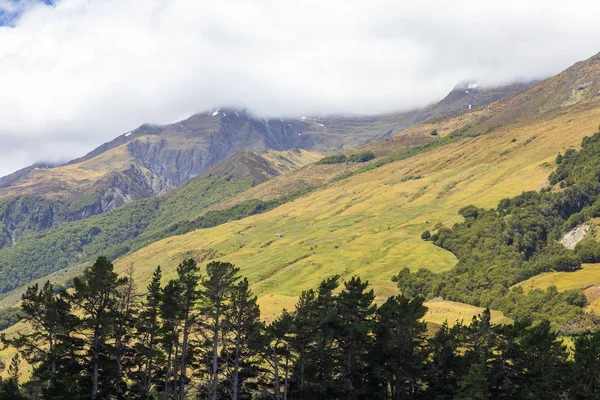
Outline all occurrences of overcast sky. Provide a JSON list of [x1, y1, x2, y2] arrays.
[[0, 0, 600, 176]]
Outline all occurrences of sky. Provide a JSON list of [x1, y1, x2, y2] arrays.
[[1, 0, 600, 176]]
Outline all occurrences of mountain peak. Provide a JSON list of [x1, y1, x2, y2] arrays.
[[453, 80, 481, 91]]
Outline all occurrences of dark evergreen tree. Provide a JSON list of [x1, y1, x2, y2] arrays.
[[222, 277, 262, 400], [0, 376, 26, 400], [500, 320, 569, 399], [159, 279, 182, 400], [200, 261, 240, 400], [373, 295, 428, 400], [424, 322, 462, 400], [2, 280, 82, 398], [456, 309, 496, 400], [262, 310, 294, 400], [114, 264, 140, 398], [290, 276, 339, 400], [176, 258, 202, 400], [572, 331, 600, 399], [69, 256, 128, 399], [131, 266, 163, 399], [334, 276, 376, 400]]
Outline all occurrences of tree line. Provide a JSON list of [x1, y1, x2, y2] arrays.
[[0, 256, 599, 399]]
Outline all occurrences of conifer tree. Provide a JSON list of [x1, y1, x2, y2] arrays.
[[456, 309, 495, 400], [334, 276, 376, 400], [500, 319, 568, 399], [424, 322, 462, 400], [133, 266, 163, 399], [572, 331, 600, 399], [263, 310, 294, 400], [222, 277, 262, 400], [373, 295, 428, 399], [200, 261, 240, 400], [2, 280, 81, 397], [160, 279, 182, 399], [69, 256, 128, 399], [290, 276, 339, 400], [176, 258, 202, 400], [114, 264, 139, 398]]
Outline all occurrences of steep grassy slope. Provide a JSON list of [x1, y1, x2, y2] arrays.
[[113, 103, 600, 318]]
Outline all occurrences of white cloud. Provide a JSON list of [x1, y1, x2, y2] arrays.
[[0, 0, 600, 176]]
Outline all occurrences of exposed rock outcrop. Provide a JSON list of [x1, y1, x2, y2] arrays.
[[560, 223, 590, 250]]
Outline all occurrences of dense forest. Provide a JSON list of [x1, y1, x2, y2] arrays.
[[405, 129, 600, 330], [0, 256, 599, 399]]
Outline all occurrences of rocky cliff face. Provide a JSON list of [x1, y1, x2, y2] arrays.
[[125, 112, 322, 190], [0, 196, 61, 248]]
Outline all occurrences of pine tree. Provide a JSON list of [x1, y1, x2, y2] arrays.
[[425, 322, 462, 400], [222, 277, 262, 400], [200, 261, 240, 400], [176, 258, 202, 400], [373, 295, 428, 399], [0, 371, 25, 400], [456, 309, 495, 400], [133, 266, 163, 399], [160, 279, 182, 399], [334, 276, 376, 400], [263, 310, 294, 400], [2, 280, 81, 397], [69, 256, 128, 399], [290, 276, 339, 400], [114, 264, 140, 398], [573, 331, 600, 399], [502, 320, 568, 399]]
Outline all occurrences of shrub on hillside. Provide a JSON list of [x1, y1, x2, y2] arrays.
[[317, 154, 348, 165], [347, 151, 376, 163]]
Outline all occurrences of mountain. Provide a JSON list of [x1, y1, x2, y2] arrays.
[[415, 80, 536, 121], [398, 52, 600, 141], [0, 82, 532, 250]]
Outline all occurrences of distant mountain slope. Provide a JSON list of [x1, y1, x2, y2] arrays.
[[0, 73, 539, 298], [0, 81, 532, 248]]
